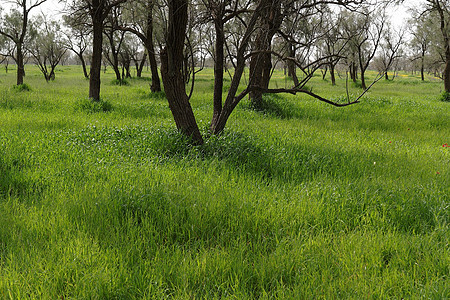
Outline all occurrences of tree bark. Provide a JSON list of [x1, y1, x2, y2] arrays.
[[160, 0, 203, 144], [210, 19, 224, 131], [16, 43, 24, 85], [77, 53, 90, 79], [249, 0, 282, 108], [89, 0, 104, 101], [330, 64, 336, 86], [444, 59, 450, 92], [360, 68, 367, 90], [287, 44, 299, 86], [136, 52, 146, 77], [145, 4, 161, 92]]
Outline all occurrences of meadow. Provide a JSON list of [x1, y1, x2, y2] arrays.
[[0, 65, 448, 299]]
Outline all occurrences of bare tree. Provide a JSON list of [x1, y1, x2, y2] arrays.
[[342, 7, 386, 89], [63, 14, 91, 79], [28, 15, 68, 82], [0, 0, 48, 85], [119, 0, 161, 92], [64, 0, 128, 101], [424, 0, 450, 92], [375, 22, 404, 80]]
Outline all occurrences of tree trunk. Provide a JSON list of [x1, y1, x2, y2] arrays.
[[421, 56, 425, 81], [330, 64, 336, 86], [145, 5, 161, 92], [322, 67, 328, 80], [89, 2, 104, 101], [360, 68, 367, 90], [210, 20, 224, 131], [444, 59, 450, 92], [78, 53, 89, 79], [160, 0, 202, 144], [137, 52, 146, 77], [16, 43, 24, 85], [287, 45, 299, 86], [249, 0, 282, 108]]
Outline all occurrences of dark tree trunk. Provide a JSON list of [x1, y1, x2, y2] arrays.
[[385, 71, 389, 80], [160, 0, 203, 144], [210, 20, 224, 131], [136, 52, 146, 77], [421, 56, 425, 81], [287, 43, 298, 86], [16, 43, 25, 85], [349, 62, 357, 83], [322, 67, 328, 80], [210, 3, 263, 135], [89, 1, 104, 101], [330, 64, 336, 86], [360, 68, 367, 90], [249, 0, 282, 108], [444, 59, 450, 92], [145, 5, 161, 92], [78, 53, 89, 79]]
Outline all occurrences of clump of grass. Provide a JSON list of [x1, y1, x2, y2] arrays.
[[351, 81, 363, 89], [12, 83, 31, 92], [74, 98, 113, 113], [111, 79, 130, 86], [438, 91, 450, 102]]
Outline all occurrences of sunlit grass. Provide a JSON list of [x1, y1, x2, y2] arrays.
[[0, 65, 448, 298]]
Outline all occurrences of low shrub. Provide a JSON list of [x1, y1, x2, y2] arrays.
[[74, 98, 113, 113], [438, 91, 450, 102], [111, 79, 130, 86], [12, 83, 31, 92]]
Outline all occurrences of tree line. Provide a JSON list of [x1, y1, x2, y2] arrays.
[[1, 0, 449, 143]]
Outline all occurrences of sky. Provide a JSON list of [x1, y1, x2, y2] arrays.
[[2, 0, 426, 28]]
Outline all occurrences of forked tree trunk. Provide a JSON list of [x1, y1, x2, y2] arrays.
[[78, 53, 89, 79], [136, 52, 146, 77], [160, 0, 203, 144], [249, 0, 282, 108]]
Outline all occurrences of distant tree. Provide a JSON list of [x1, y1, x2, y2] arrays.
[[409, 13, 433, 81], [64, 0, 128, 101], [103, 6, 126, 82], [342, 7, 386, 89], [424, 0, 450, 92], [375, 22, 404, 80], [119, 0, 161, 91], [63, 14, 91, 79], [318, 7, 347, 85], [0, 0, 48, 85], [28, 15, 68, 82]]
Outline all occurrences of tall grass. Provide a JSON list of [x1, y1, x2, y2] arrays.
[[0, 66, 448, 298]]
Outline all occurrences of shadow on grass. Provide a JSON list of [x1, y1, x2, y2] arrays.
[[245, 94, 303, 119]]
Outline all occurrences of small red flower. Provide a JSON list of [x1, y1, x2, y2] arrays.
[[443, 143, 449, 148], [389, 141, 392, 143], [436, 171, 440, 175]]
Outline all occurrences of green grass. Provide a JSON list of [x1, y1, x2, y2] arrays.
[[0, 65, 449, 299]]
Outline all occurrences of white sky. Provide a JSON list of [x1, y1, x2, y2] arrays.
[[2, 0, 427, 28]]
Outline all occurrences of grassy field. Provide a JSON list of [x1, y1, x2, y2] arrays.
[[0, 65, 448, 299]]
